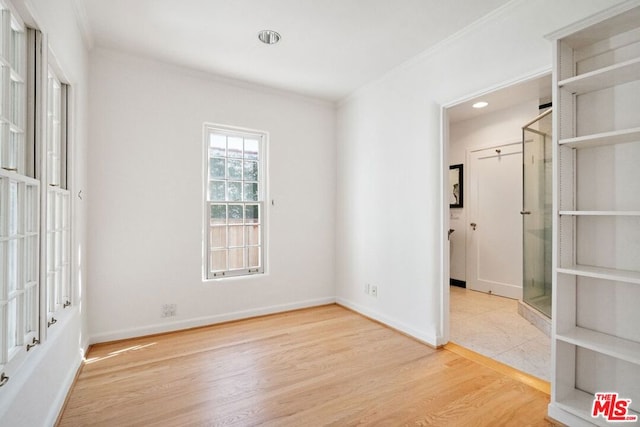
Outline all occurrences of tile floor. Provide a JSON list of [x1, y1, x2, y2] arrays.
[[449, 286, 551, 381]]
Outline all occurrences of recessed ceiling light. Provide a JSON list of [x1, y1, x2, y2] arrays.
[[472, 101, 489, 109], [258, 30, 281, 45]]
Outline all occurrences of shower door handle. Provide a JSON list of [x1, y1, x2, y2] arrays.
[[470, 223, 477, 230], [520, 211, 531, 215]]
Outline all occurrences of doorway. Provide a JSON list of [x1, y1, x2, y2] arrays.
[[443, 72, 552, 380]]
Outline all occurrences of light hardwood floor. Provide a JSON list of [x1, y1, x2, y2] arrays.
[[58, 305, 555, 426]]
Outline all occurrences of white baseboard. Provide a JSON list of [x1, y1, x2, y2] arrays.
[[47, 349, 84, 426], [88, 297, 336, 344], [336, 297, 438, 348]]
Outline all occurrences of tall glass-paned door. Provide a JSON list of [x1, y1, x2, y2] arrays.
[[522, 109, 552, 318]]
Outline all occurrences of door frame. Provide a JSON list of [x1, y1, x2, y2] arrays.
[[438, 68, 550, 345]]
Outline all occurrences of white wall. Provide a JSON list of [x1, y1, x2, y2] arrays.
[[449, 100, 539, 282], [87, 49, 336, 342], [335, 0, 624, 346], [0, 0, 89, 426]]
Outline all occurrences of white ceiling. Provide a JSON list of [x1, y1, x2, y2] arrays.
[[81, 0, 512, 101], [448, 74, 552, 123]]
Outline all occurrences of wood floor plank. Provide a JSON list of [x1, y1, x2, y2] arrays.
[[58, 305, 553, 426]]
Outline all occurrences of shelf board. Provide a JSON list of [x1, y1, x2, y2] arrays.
[[556, 388, 640, 427], [559, 210, 640, 216], [557, 327, 640, 365], [558, 264, 640, 285], [558, 57, 640, 94], [559, 127, 640, 148]]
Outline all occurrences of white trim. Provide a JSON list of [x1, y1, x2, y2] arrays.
[[47, 46, 74, 89], [439, 106, 450, 346], [336, 297, 439, 347], [12, 1, 40, 30], [441, 66, 551, 109], [46, 352, 82, 427], [94, 47, 335, 108], [338, 0, 527, 107], [545, 0, 640, 41], [88, 297, 336, 345]]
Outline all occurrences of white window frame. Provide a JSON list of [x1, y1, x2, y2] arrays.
[[0, 3, 75, 386], [44, 64, 71, 323], [203, 124, 267, 280], [0, 4, 39, 382]]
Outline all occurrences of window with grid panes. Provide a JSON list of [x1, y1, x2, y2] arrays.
[[0, 8, 40, 380], [205, 125, 265, 279], [45, 67, 70, 322]]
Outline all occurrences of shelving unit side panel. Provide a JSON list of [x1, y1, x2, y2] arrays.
[[557, 212, 575, 272], [557, 146, 575, 212], [557, 40, 577, 82], [553, 340, 578, 402], [555, 274, 577, 335]]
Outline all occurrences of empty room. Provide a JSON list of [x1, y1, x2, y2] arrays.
[[1, 0, 638, 426]]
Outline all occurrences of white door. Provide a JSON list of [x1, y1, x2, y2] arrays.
[[466, 143, 522, 299]]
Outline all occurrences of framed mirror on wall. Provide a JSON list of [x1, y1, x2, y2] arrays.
[[449, 164, 463, 208]]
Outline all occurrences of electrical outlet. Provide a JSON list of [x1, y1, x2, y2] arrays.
[[371, 285, 378, 297], [364, 283, 370, 294], [161, 304, 177, 318]]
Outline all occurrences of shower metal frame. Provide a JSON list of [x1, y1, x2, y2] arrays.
[[521, 107, 553, 318]]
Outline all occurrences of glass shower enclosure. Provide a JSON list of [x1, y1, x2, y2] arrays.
[[521, 108, 552, 318]]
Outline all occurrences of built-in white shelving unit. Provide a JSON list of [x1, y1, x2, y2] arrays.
[[548, 2, 640, 426]]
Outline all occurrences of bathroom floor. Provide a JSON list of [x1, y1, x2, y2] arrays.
[[449, 286, 551, 381]]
